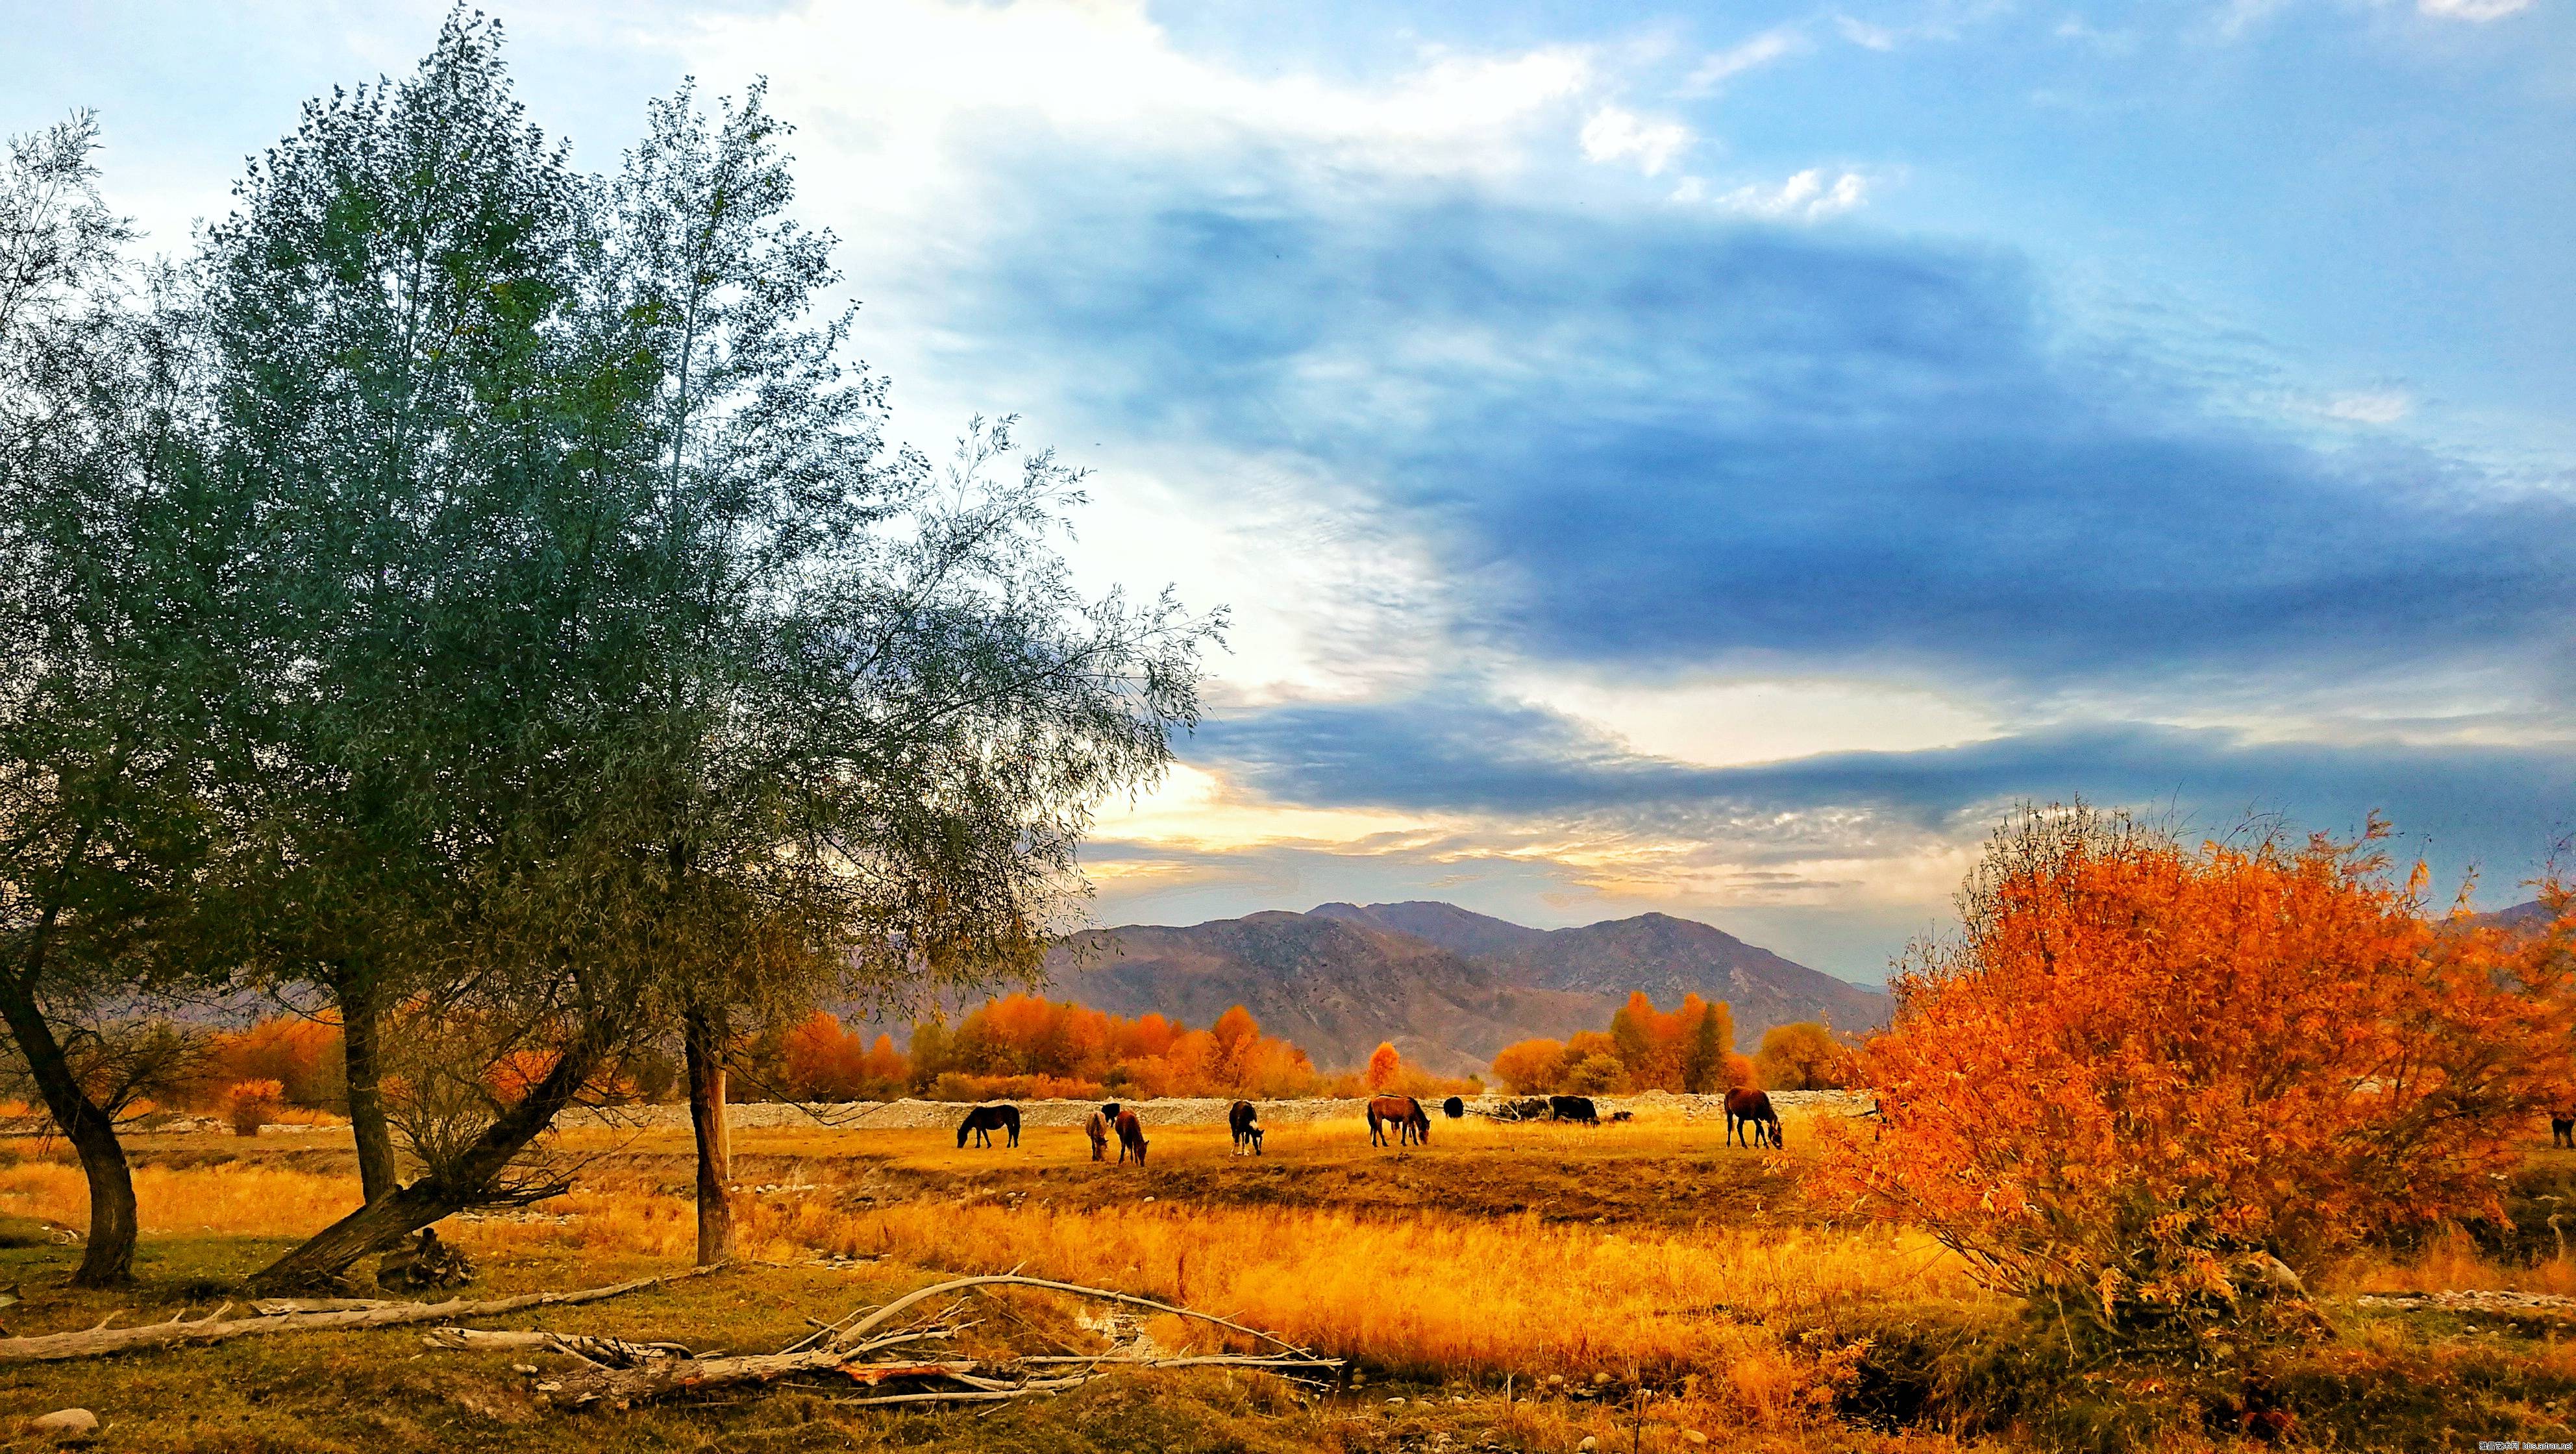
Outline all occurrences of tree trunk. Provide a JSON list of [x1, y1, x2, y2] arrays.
[[0, 973, 136, 1287], [247, 1015, 619, 1294], [332, 959, 399, 1205], [684, 1002, 735, 1265]]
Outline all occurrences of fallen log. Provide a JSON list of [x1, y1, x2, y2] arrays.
[[543, 1351, 978, 1409], [421, 1327, 697, 1366], [0, 1266, 717, 1364], [833, 1274, 1311, 1357]]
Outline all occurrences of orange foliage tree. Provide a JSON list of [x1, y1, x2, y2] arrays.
[[1820, 804, 2576, 1353], [778, 1013, 910, 1102], [201, 1015, 346, 1109], [1365, 1042, 1402, 1092], [1490, 1039, 1567, 1094], [1753, 1022, 1848, 1090]]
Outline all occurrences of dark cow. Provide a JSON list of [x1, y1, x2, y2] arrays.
[[1548, 1095, 1599, 1126], [1441, 1096, 1465, 1119], [957, 1103, 1021, 1149], [1115, 1109, 1148, 1165], [1229, 1100, 1265, 1155], [1367, 1094, 1430, 1147], [1725, 1088, 1781, 1149], [1085, 1109, 1110, 1161], [2555, 1109, 2575, 1150]]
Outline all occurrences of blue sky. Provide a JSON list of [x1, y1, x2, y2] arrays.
[[8, 0, 2571, 980]]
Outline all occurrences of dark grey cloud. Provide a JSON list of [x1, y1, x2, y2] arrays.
[[931, 159, 2576, 691], [1191, 691, 2576, 878]]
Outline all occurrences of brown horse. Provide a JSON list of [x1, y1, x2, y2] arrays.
[[1085, 1110, 1109, 1161], [1367, 1094, 1429, 1147], [1724, 1088, 1780, 1149], [1228, 1100, 1264, 1155], [1115, 1109, 1148, 1165]]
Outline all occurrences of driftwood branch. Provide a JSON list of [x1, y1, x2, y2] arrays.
[[428, 1271, 1343, 1412], [0, 1266, 717, 1364], [834, 1274, 1310, 1357]]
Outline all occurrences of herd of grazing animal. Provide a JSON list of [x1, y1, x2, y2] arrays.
[[956, 1087, 1790, 1162]]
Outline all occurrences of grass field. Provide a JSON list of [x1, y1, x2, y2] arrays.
[[0, 1105, 2568, 1451]]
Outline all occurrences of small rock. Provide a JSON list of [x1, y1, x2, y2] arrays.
[[512, 1362, 539, 1375], [29, 1409, 97, 1442], [1450, 1395, 1467, 1405], [1685, 1433, 1709, 1448], [1546, 1373, 1566, 1386], [1142, 1196, 1157, 1203], [1579, 1439, 1598, 1453], [1387, 1396, 1406, 1405], [1592, 1371, 1612, 1385]]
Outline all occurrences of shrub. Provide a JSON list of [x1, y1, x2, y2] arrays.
[[1820, 803, 2575, 1358], [223, 1079, 285, 1137]]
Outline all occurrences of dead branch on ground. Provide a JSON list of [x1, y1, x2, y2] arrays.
[[423, 1271, 1341, 1411], [0, 1266, 717, 1364]]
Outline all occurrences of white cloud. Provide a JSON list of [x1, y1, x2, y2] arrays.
[[2319, 389, 2414, 425], [2419, 0, 2534, 18], [1682, 167, 1872, 220], [1833, 14, 1901, 50], [1504, 673, 2005, 769], [1684, 27, 1809, 90], [1579, 105, 1692, 175]]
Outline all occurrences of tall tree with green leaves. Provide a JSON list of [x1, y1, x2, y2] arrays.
[[196, 12, 598, 1209], [591, 79, 1220, 1263], [0, 112, 250, 1285]]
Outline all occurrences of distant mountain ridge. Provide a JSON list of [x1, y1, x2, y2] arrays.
[[1050, 900, 1888, 1078]]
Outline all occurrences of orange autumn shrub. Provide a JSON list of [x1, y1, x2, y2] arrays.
[[223, 1079, 285, 1137], [1365, 1041, 1402, 1091], [1821, 803, 2576, 1355], [1487, 996, 1736, 1092]]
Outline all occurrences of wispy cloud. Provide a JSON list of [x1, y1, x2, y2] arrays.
[[1684, 27, 1810, 90], [2419, 0, 2535, 19], [1680, 167, 1871, 219]]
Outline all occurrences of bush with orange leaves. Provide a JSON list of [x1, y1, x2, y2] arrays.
[[222, 1079, 286, 1137], [1820, 804, 2576, 1357]]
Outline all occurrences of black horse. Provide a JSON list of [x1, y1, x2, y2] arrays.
[[1548, 1094, 1599, 1126], [1228, 1099, 1264, 1155], [957, 1103, 1021, 1149]]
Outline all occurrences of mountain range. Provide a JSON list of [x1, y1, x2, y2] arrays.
[[1047, 901, 1890, 1078]]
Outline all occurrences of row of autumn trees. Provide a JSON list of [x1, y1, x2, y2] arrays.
[[1487, 993, 1850, 1096], [778, 998, 1328, 1102], [0, 15, 1217, 1288]]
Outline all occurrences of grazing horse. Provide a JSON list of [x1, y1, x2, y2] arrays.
[[957, 1103, 1021, 1150], [1114, 1109, 1148, 1165], [1441, 1096, 1465, 1119], [2555, 1109, 2575, 1150], [1548, 1094, 1599, 1126], [1724, 1088, 1781, 1150], [1367, 1094, 1429, 1147], [1229, 1100, 1265, 1155], [1085, 1110, 1109, 1161]]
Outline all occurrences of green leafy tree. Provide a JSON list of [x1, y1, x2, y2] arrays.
[[0, 112, 253, 1284]]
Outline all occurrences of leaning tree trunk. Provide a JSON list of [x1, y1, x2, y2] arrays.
[[683, 1002, 736, 1265], [331, 958, 400, 1205], [0, 969, 137, 1286], [248, 1017, 620, 1294]]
